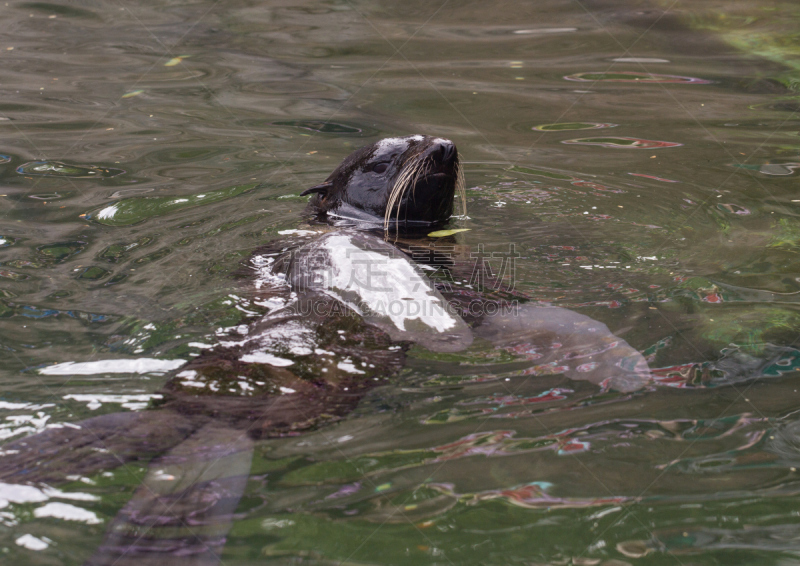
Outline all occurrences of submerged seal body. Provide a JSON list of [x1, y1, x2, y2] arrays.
[[301, 134, 466, 229]]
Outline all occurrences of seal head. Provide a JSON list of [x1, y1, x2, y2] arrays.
[[301, 135, 465, 230]]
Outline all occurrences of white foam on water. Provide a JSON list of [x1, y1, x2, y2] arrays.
[[337, 361, 365, 374], [0, 412, 56, 441], [0, 401, 54, 410], [278, 229, 316, 235], [63, 394, 162, 411], [16, 534, 49, 551], [240, 352, 294, 366], [0, 483, 49, 506], [33, 502, 101, 524], [0, 482, 99, 516], [289, 346, 313, 355], [39, 358, 185, 376]]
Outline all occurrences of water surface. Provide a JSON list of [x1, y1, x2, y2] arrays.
[[2, 0, 800, 563]]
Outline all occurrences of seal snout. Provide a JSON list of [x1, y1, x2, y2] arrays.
[[428, 139, 458, 167]]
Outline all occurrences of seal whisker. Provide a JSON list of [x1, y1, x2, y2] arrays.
[[407, 156, 429, 217], [384, 166, 406, 230], [393, 163, 410, 227], [455, 157, 467, 218], [385, 154, 423, 231], [384, 171, 403, 230], [396, 156, 423, 228]]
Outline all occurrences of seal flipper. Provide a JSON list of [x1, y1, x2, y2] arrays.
[[85, 425, 253, 566], [0, 410, 199, 484], [475, 304, 651, 392]]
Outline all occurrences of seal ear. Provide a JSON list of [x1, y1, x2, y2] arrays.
[[300, 181, 332, 197]]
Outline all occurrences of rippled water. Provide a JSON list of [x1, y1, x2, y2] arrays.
[[3, 0, 800, 564]]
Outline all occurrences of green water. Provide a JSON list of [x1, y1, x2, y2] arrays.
[[3, 0, 800, 563]]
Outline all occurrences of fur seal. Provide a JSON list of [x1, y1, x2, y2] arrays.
[[0, 135, 648, 566]]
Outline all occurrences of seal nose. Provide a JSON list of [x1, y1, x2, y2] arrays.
[[431, 140, 457, 164]]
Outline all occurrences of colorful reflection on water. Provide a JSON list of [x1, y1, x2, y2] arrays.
[[562, 137, 683, 149]]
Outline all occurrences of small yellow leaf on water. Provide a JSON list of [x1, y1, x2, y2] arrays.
[[164, 55, 190, 66], [428, 228, 471, 237], [122, 89, 144, 98]]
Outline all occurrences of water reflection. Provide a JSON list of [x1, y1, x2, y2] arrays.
[[564, 71, 713, 84], [16, 161, 125, 178], [533, 122, 618, 132]]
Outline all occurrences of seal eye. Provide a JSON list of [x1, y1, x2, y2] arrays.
[[372, 162, 389, 174]]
